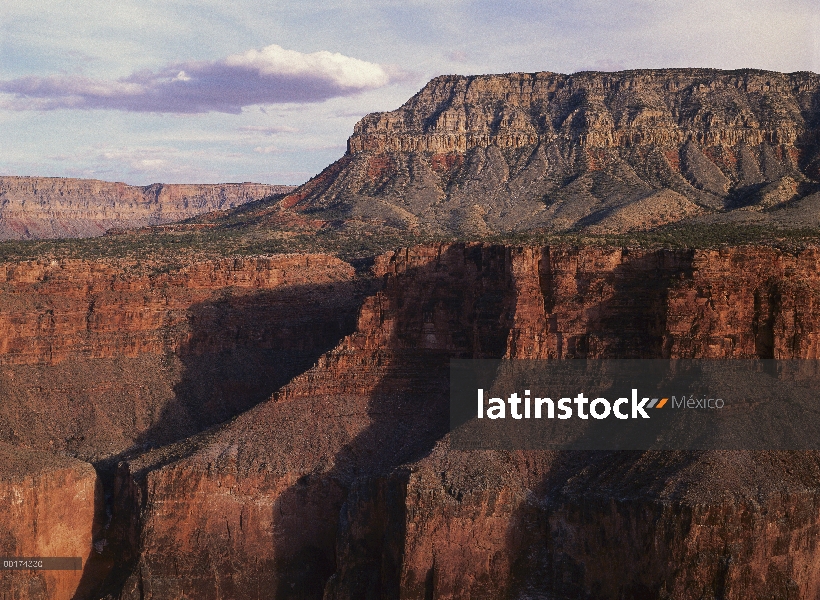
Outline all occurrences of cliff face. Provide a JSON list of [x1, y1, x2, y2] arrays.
[[112, 244, 820, 599], [0, 444, 101, 600], [278, 70, 820, 235], [348, 70, 818, 153], [0, 254, 366, 463], [3, 244, 820, 598], [0, 253, 375, 600], [0, 177, 293, 239]]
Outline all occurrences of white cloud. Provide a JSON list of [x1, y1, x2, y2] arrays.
[[224, 45, 390, 89], [0, 44, 395, 113]]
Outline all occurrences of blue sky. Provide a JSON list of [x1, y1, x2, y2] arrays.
[[1, 0, 818, 185]]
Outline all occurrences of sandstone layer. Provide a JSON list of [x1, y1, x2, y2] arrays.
[[274, 70, 820, 235], [0, 253, 376, 599], [0, 443, 101, 600], [106, 244, 820, 599], [0, 254, 367, 463], [0, 177, 293, 239]]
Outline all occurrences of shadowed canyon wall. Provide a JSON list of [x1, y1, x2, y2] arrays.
[[0, 177, 293, 239], [0, 254, 371, 600], [0, 255, 367, 462], [91, 243, 820, 600]]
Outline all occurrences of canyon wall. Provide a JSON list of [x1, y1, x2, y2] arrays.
[[0, 444, 100, 600], [0, 253, 371, 600], [0, 177, 293, 239], [0, 254, 365, 462], [277, 70, 820, 235], [101, 243, 820, 599]]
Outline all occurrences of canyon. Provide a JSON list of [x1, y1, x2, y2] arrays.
[[0, 177, 292, 240], [4, 68, 820, 599], [115, 244, 820, 600], [0, 253, 371, 599], [3, 244, 820, 598]]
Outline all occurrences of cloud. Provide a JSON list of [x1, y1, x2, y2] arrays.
[[238, 125, 299, 135], [0, 44, 393, 114], [253, 145, 280, 154]]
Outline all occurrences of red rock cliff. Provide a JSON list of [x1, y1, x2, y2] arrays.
[[113, 244, 820, 599], [0, 443, 101, 600], [0, 252, 373, 599], [0, 254, 365, 463]]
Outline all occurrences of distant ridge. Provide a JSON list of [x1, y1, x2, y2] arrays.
[[0, 176, 294, 240]]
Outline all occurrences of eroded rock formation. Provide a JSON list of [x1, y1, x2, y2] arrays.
[[0, 444, 101, 600], [278, 70, 820, 235], [0, 254, 367, 462], [0, 253, 372, 599], [0, 177, 292, 239], [98, 244, 820, 599]]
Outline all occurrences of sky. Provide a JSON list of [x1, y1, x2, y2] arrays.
[[1, 0, 818, 186]]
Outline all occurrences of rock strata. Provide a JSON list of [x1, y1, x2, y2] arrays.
[[0, 443, 100, 600], [0, 253, 373, 599], [278, 69, 820, 235], [0, 254, 364, 462], [0, 177, 292, 239], [112, 243, 820, 599]]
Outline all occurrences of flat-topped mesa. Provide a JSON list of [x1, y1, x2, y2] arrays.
[[279, 68, 820, 237], [347, 69, 820, 154], [0, 177, 294, 240]]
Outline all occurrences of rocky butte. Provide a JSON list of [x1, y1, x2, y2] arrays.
[[275, 69, 820, 236], [0, 177, 293, 239], [2, 69, 820, 600]]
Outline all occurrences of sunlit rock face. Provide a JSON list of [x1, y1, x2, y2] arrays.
[[0, 444, 101, 600], [282, 69, 820, 235], [0, 177, 292, 239]]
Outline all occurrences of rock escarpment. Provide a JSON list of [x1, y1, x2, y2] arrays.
[[0, 254, 366, 462], [278, 70, 820, 234], [0, 177, 293, 239], [0, 444, 101, 600], [110, 244, 820, 599], [0, 253, 372, 599], [0, 246, 543, 599]]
